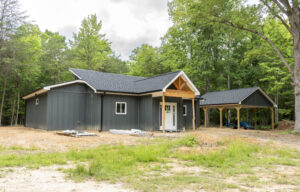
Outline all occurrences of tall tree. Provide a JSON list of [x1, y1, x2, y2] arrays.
[[0, 0, 26, 125], [70, 14, 111, 70], [170, 0, 300, 130], [129, 44, 164, 77], [10, 24, 42, 125], [102, 54, 129, 74], [39, 30, 68, 85]]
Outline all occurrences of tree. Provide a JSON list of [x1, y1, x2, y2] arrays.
[[129, 44, 164, 77], [242, 18, 294, 120], [70, 14, 111, 70], [170, 0, 300, 130], [102, 54, 129, 74], [39, 30, 68, 85], [9, 24, 42, 125], [0, 0, 26, 125]]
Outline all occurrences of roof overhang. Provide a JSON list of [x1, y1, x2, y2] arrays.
[[162, 71, 200, 95], [22, 80, 97, 100]]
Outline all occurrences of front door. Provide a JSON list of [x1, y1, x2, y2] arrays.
[[159, 102, 177, 131]]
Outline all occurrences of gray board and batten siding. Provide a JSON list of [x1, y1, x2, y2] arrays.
[[26, 83, 102, 131], [24, 68, 202, 131], [25, 82, 199, 131], [25, 93, 48, 130]]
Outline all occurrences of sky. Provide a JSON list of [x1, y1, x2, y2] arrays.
[[19, 0, 172, 60]]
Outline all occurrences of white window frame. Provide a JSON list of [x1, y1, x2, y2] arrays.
[[35, 98, 39, 106], [183, 105, 187, 116], [115, 102, 127, 115]]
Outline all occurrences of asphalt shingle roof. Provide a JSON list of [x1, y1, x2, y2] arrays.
[[69, 68, 182, 94], [200, 87, 260, 106]]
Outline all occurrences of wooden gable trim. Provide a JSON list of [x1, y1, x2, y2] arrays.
[[164, 89, 195, 99]]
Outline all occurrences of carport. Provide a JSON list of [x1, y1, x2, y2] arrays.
[[199, 87, 277, 129]]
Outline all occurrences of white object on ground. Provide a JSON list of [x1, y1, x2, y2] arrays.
[[57, 130, 96, 137], [109, 129, 153, 136]]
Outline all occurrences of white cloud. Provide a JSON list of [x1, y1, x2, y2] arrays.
[[19, 0, 172, 60]]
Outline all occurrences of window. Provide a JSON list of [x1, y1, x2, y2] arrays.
[[116, 102, 127, 115], [35, 98, 39, 106], [183, 105, 187, 116]]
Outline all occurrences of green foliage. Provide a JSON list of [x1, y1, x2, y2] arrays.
[[129, 44, 165, 77], [177, 136, 198, 147], [69, 14, 111, 70], [0, 0, 296, 125]]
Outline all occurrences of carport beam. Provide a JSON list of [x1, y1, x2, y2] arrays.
[[219, 108, 223, 128], [204, 108, 207, 128], [270, 107, 274, 130], [235, 107, 241, 129]]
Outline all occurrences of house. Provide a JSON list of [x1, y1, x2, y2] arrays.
[[22, 68, 201, 131]]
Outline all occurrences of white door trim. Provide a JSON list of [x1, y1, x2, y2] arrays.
[[159, 102, 177, 131]]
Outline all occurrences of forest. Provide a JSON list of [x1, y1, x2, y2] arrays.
[[0, 0, 299, 130]]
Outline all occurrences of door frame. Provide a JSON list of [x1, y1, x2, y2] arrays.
[[159, 102, 177, 131]]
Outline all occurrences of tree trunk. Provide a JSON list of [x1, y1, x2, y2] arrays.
[[275, 90, 278, 124], [15, 90, 20, 126], [10, 88, 17, 125], [294, 23, 300, 131], [0, 76, 7, 126]]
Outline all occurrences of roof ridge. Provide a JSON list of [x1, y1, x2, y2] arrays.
[[203, 87, 259, 95], [69, 68, 146, 80], [134, 70, 182, 82]]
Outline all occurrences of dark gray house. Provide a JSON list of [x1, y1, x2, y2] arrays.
[[23, 68, 201, 131]]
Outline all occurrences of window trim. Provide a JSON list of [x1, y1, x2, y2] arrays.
[[115, 102, 127, 115], [183, 105, 187, 116]]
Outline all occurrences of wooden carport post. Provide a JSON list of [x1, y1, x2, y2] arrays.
[[270, 107, 274, 130], [235, 106, 241, 129], [192, 98, 195, 131], [162, 94, 166, 133], [203, 108, 207, 128], [219, 107, 223, 128]]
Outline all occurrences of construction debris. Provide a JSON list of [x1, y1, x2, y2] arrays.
[[56, 130, 97, 137], [109, 129, 153, 137]]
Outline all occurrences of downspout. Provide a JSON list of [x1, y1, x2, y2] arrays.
[[99, 92, 105, 132], [24, 100, 27, 127]]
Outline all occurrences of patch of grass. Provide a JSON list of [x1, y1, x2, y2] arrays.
[[176, 135, 198, 147], [0, 152, 66, 168], [65, 142, 173, 181], [8, 145, 39, 151], [0, 135, 300, 191], [175, 138, 300, 175]]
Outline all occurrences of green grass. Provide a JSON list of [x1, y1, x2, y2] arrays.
[[0, 136, 300, 191]]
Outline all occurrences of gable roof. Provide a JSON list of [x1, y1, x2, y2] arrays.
[[200, 87, 276, 107], [23, 68, 200, 99], [69, 68, 200, 94]]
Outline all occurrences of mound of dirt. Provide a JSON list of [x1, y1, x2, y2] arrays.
[[277, 120, 294, 130]]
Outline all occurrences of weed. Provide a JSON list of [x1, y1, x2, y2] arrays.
[[177, 136, 198, 147]]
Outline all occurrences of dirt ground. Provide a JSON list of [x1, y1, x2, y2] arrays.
[[1, 126, 300, 192], [0, 165, 131, 192], [199, 127, 300, 151], [0, 126, 299, 152], [0, 126, 144, 152]]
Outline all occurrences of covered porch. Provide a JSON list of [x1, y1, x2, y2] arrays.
[[199, 87, 277, 129], [152, 72, 200, 133]]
